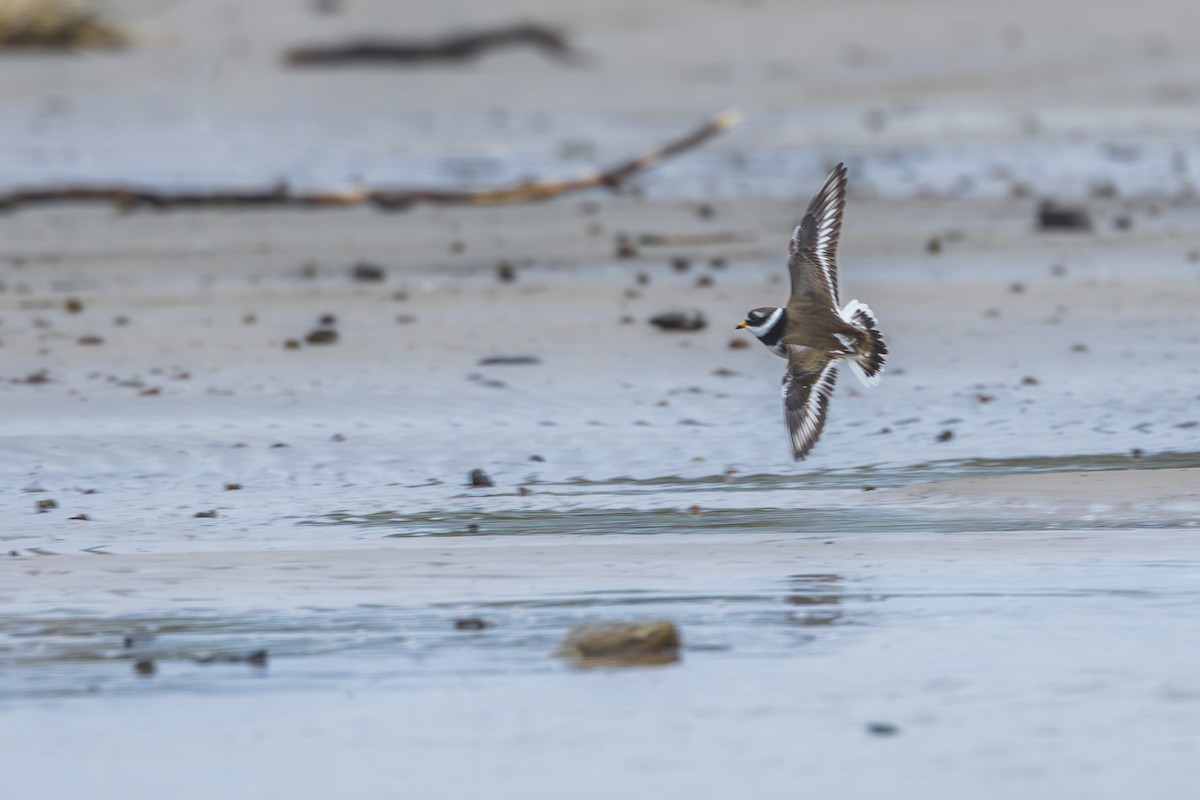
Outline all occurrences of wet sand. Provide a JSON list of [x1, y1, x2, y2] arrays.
[[3, 0, 1200, 797]]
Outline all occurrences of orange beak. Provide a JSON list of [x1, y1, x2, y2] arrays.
[[736, 321, 748, 330]]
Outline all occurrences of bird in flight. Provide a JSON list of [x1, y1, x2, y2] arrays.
[[736, 163, 886, 460]]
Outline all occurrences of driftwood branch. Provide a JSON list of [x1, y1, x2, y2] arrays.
[[0, 110, 739, 213], [286, 23, 571, 67]]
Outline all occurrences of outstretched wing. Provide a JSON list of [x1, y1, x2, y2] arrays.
[[782, 346, 838, 461], [787, 163, 847, 309]]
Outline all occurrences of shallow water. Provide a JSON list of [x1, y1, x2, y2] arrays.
[[6, 526, 1199, 800]]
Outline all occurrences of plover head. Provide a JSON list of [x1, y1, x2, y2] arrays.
[[736, 306, 784, 339]]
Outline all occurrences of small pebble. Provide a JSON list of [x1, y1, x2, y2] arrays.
[[305, 329, 338, 345], [866, 722, 900, 736], [649, 310, 706, 332], [615, 235, 638, 259], [454, 617, 491, 631], [36, 499, 57, 513], [133, 659, 156, 677], [350, 262, 386, 282], [193, 509, 218, 519], [936, 429, 955, 442], [1037, 200, 1093, 231], [469, 468, 494, 488]]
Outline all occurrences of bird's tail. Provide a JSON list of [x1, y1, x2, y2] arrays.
[[838, 299, 887, 387]]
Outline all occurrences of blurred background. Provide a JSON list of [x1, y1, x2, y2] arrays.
[[2, 0, 1198, 197]]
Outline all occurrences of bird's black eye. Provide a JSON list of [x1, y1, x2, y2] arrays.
[[747, 311, 762, 322]]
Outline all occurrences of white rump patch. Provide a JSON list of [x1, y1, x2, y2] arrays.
[[838, 299, 884, 388]]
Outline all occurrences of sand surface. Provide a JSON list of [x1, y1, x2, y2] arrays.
[[2, 0, 1200, 797]]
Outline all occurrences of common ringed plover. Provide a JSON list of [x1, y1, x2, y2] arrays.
[[737, 163, 886, 460]]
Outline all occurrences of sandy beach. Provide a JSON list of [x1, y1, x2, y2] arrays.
[[2, 0, 1199, 797]]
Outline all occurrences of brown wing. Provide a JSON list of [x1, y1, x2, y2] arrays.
[[782, 346, 839, 460], [787, 163, 847, 310]]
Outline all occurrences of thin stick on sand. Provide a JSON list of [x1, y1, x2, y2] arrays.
[[0, 110, 740, 213], [285, 23, 572, 67]]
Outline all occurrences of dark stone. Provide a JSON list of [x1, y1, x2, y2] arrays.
[[193, 509, 218, 518], [133, 659, 156, 676], [305, 328, 338, 345], [649, 309, 706, 332], [350, 262, 386, 282], [478, 355, 541, 366], [454, 617, 491, 631], [36, 499, 57, 513], [469, 468, 494, 487], [866, 721, 900, 736], [496, 262, 517, 282], [1037, 200, 1093, 231], [935, 429, 955, 442]]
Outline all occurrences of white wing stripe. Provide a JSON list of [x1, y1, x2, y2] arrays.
[[784, 360, 839, 459]]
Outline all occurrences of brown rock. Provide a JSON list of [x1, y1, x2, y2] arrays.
[[556, 620, 681, 667]]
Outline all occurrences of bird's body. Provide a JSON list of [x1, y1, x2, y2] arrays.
[[737, 163, 886, 460]]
